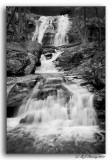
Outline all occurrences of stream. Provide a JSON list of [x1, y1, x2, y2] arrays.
[[7, 14, 105, 154], [7, 50, 105, 154]]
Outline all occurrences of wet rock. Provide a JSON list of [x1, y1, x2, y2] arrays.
[[19, 118, 26, 124], [44, 52, 53, 59], [56, 42, 105, 127], [7, 75, 44, 116], [19, 114, 35, 124], [42, 48, 55, 54], [94, 92, 105, 110], [7, 42, 27, 53], [7, 127, 105, 154], [57, 42, 105, 92], [24, 40, 42, 61], [24, 41, 42, 67], [45, 77, 63, 84], [56, 47, 83, 70], [7, 128, 36, 153], [24, 53, 37, 75]]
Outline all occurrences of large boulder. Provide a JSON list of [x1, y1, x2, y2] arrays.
[[7, 51, 28, 76], [24, 40, 42, 61], [7, 41, 42, 76], [7, 42, 27, 53]]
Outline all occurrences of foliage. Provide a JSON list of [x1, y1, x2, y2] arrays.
[[6, 7, 38, 42], [6, 7, 105, 44]]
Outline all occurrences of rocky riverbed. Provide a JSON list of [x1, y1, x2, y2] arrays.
[[6, 41, 105, 154]]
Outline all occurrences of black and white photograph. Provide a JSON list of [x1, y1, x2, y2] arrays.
[[6, 6, 105, 154]]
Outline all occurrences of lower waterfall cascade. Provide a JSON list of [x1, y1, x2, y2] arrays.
[[7, 50, 104, 145]]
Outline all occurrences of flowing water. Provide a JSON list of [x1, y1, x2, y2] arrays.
[[32, 16, 50, 44], [54, 15, 71, 46], [7, 14, 104, 152], [35, 50, 63, 74], [7, 51, 104, 147], [32, 15, 71, 46]]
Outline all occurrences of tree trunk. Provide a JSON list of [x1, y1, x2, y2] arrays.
[[7, 7, 16, 29], [23, 8, 28, 41], [95, 7, 102, 41], [83, 7, 88, 44], [17, 8, 22, 42], [11, 20, 18, 42]]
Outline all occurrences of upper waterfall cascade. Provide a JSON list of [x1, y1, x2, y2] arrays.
[[32, 15, 71, 46], [54, 15, 71, 46]]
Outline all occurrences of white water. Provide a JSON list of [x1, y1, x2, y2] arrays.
[[35, 50, 63, 73], [7, 50, 101, 144], [7, 15, 103, 147], [32, 16, 50, 44], [32, 15, 71, 46], [54, 15, 71, 46], [17, 78, 96, 126]]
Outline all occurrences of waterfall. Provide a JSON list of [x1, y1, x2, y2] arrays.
[[17, 50, 97, 127], [7, 15, 103, 146], [7, 49, 104, 145], [35, 50, 63, 73], [32, 15, 71, 46], [18, 82, 97, 126], [54, 15, 71, 46], [32, 16, 50, 44]]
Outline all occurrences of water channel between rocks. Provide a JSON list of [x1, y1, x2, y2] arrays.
[[7, 50, 104, 152]]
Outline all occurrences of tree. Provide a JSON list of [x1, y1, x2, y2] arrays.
[[83, 7, 88, 44], [95, 7, 102, 41], [73, 7, 88, 44]]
